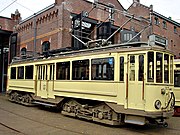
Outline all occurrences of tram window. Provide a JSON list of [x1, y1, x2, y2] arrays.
[[50, 65, 55, 80], [170, 56, 173, 83], [120, 57, 124, 81], [147, 52, 154, 82], [139, 55, 144, 81], [92, 57, 114, 80], [45, 65, 47, 80], [42, 66, 45, 80], [72, 60, 89, 80], [11, 67, 16, 79], [17, 66, 24, 79], [129, 56, 135, 81], [164, 54, 169, 83], [176, 64, 180, 68], [39, 65, 47, 80], [25, 65, 33, 79], [174, 71, 180, 87], [38, 66, 41, 80], [56, 62, 70, 80], [156, 52, 163, 83]]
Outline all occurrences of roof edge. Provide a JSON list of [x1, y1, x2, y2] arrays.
[[20, 3, 55, 24]]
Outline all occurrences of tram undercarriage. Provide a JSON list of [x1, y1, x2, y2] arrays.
[[8, 90, 34, 106], [61, 99, 123, 125], [7, 90, 171, 127]]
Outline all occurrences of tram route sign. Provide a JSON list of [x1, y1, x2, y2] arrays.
[[149, 34, 168, 47]]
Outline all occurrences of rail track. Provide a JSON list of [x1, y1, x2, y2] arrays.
[[0, 94, 180, 135], [0, 106, 86, 135], [0, 122, 24, 135]]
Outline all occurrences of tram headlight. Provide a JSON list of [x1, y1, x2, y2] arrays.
[[154, 100, 161, 109]]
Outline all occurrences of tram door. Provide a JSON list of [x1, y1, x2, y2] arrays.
[[127, 54, 145, 110], [36, 64, 55, 98]]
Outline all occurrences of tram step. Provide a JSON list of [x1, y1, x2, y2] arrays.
[[33, 101, 57, 107], [92, 117, 120, 125]]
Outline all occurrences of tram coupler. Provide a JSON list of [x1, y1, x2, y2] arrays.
[[156, 118, 168, 127]]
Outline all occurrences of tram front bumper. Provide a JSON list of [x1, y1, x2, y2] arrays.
[[146, 109, 174, 118]]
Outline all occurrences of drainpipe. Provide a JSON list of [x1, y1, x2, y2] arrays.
[[0, 35, 3, 92], [33, 13, 37, 57], [2, 47, 4, 93], [149, 5, 153, 35]]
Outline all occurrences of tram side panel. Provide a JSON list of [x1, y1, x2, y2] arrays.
[[8, 80, 35, 93], [174, 61, 180, 116], [53, 81, 118, 103], [53, 53, 119, 104], [174, 87, 180, 115], [7, 65, 35, 94]]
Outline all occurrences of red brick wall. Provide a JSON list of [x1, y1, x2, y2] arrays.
[[0, 17, 16, 31], [15, 0, 127, 56], [13, 0, 180, 57], [152, 17, 180, 57], [128, 2, 180, 56]]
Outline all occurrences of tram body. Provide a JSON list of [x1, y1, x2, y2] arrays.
[[7, 42, 175, 126], [174, 59, 180, 116]]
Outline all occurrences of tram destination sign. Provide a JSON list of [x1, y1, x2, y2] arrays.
[[149, 34, 168, 47]]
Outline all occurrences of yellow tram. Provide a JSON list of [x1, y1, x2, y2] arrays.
[[7, 41, 175, 126], [174, 59, 180, 116]]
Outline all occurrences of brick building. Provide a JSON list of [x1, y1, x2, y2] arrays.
[[0, 9, 21, 92], [10, 0, 179, 59], [128, 0, 180, 57], [13, 0, 149, 59]]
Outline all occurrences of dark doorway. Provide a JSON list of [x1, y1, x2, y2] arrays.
[[0, 30, 12, 93]]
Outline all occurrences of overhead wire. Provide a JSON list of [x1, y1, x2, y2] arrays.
[[15, 1, 34, 13], [126, 0, 132, 5], [0, 0, 17, 14]]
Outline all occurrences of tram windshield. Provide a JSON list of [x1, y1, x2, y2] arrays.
[[174, 70, 180, 87], [147, 52, 173, 84]]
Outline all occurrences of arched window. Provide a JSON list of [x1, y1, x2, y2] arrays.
[[42, 41, 50, 53], [21, 47, 27, 56]]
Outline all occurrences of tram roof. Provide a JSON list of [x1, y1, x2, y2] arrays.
[[10, 41, 172, 65]]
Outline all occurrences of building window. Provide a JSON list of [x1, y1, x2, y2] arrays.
[[97, 22, 112, 40], [124, 33, 133, 41], [162, 21, 167, 29], [42, 41, 50, 52], [174, 26, 177, 33], [121, 30, 140, 43], [154, 17, 159, 25], [21, 47, 27, 56], [108, 3, 115, 23], [91, 57, 114, 80]]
